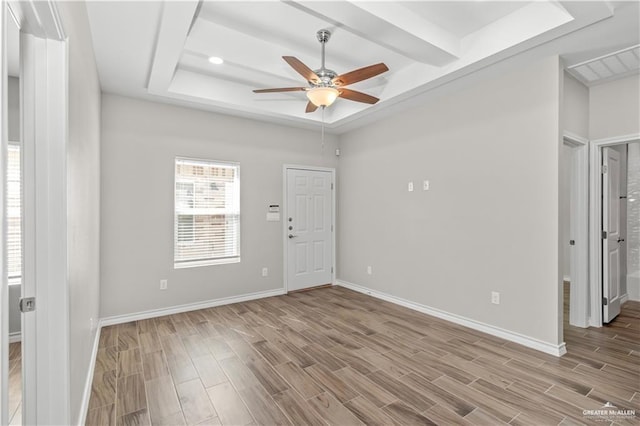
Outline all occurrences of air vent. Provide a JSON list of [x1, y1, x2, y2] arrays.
[[567, 45, 639, 86]]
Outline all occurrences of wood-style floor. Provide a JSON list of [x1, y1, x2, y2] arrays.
[[8, 341, 21, 425], [86, 286, 639, 425]]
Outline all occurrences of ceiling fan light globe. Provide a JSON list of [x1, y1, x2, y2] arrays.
[[306, 87, 339, 107]]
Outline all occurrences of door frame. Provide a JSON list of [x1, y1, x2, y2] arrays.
[[563, 132, 589, 328], [282, 165, 336, 293], [1, 2, 9, 423], [589, 133, 640, 327], [4, 1, 69, 424]]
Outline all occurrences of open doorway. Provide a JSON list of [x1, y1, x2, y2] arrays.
[[601, 142, 639, 323], [589, 138, 640, 327], [561, 134, 589, 331]]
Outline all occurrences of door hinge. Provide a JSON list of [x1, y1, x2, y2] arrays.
[[331, 183, 334, 190], [601, 164, 608, 174], [602, 230, 607, 239], [331, 266, 334, 273], [19, 297, 36, 313], [569, 240, 575, 246], [602, 297, 608, 306], [331, 225, 333, 232]]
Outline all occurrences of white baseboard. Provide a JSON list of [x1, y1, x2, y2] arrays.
[[621, 293, 630, 304], [77, 327, 101, 426], [9, 331, 21, 343], [336, 280, 567, 357], [100, 288, 286, 327]]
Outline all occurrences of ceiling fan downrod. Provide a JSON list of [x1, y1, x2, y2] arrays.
[[314, 29, 336, 87], [317, 29, 330, 70]]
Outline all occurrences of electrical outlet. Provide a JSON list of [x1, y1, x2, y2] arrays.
[[423, 180, 430, 191], [160, 279, 168, 290], [408, 182, 414, 192], [367, 266, 372, 275], [491, 291, 500, 305], [262, 267, 268, 277]]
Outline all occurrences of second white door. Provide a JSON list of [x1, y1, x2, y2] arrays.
[[602, 147, 622, 323], [286, 168, 333, 292]]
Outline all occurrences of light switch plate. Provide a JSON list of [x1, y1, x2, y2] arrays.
[[423, 180, 430, 191], [408, 182, 414, 192]]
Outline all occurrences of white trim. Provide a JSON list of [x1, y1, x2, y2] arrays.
[[592, 134, 640, 146], [282, 165, 336, 292], [100, 288, 285, 327], [22, 29, 70, 426], [589, 133, 640, 327], [3, 2, 69, 425], [77, 328, 100, 426], [8, 332, 21, 344], [336, 280, 567, 357], [620, 293, 629, 304], [563, 131, 589, 146], [563, 276, 571, 283], [562, 134, 589, 328], [1, 3, 9, 424]]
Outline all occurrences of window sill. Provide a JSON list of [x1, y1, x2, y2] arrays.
[[174, 257, 240, 269], [8, 277, 21, 286]]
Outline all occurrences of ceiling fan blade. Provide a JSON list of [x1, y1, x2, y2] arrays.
[[253, 87, 307, 93], [305, 101, 318, 113], [283, 56, 320, 83], [333, 63, 389, 86], [338, 88, 379, 104]]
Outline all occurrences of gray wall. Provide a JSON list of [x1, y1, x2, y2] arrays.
[[589, 74, 640, 140], [563, 73, 589, 139], [57, 1, 102, 422], [8, 76, 21, 335], [100, 94, 338, 317], [337, 56, 563, 346]]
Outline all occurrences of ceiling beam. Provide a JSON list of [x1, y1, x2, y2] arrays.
[[147, 0, 199, 94], [286, 0, 459, 66]]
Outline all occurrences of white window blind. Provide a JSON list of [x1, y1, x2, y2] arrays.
[[174, 158, 240, 268], [7, 144, 21, 283]]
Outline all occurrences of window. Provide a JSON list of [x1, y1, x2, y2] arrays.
[[174, 158, 240, 268], [7, 143, 21, 284]]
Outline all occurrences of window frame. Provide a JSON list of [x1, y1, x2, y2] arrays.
[[173, 157, 241, 269]]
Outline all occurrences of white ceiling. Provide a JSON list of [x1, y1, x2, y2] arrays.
[[85, 1, 640, 133]]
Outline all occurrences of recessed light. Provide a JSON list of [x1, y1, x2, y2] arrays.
[[208, 56, 224, 65]]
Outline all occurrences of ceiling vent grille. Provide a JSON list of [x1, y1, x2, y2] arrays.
[[567, 45, 639, 86]]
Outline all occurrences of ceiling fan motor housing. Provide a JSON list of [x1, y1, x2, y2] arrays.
[[312, 68, 337, 87]]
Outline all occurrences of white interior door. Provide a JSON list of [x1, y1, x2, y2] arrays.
[[286, 168, 333, 292], [602, 147, 622, 323]]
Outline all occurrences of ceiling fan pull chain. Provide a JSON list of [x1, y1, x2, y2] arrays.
[[321, 106, 325, 153]]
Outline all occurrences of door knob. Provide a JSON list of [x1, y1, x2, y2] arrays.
[[288, 234, 297, 239], [618, 238, 625, 243]]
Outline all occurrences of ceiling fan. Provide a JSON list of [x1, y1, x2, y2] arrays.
[[253, 29, 389, 113]]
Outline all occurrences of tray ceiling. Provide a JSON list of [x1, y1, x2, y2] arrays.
[[86, 1, 633, 132]]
